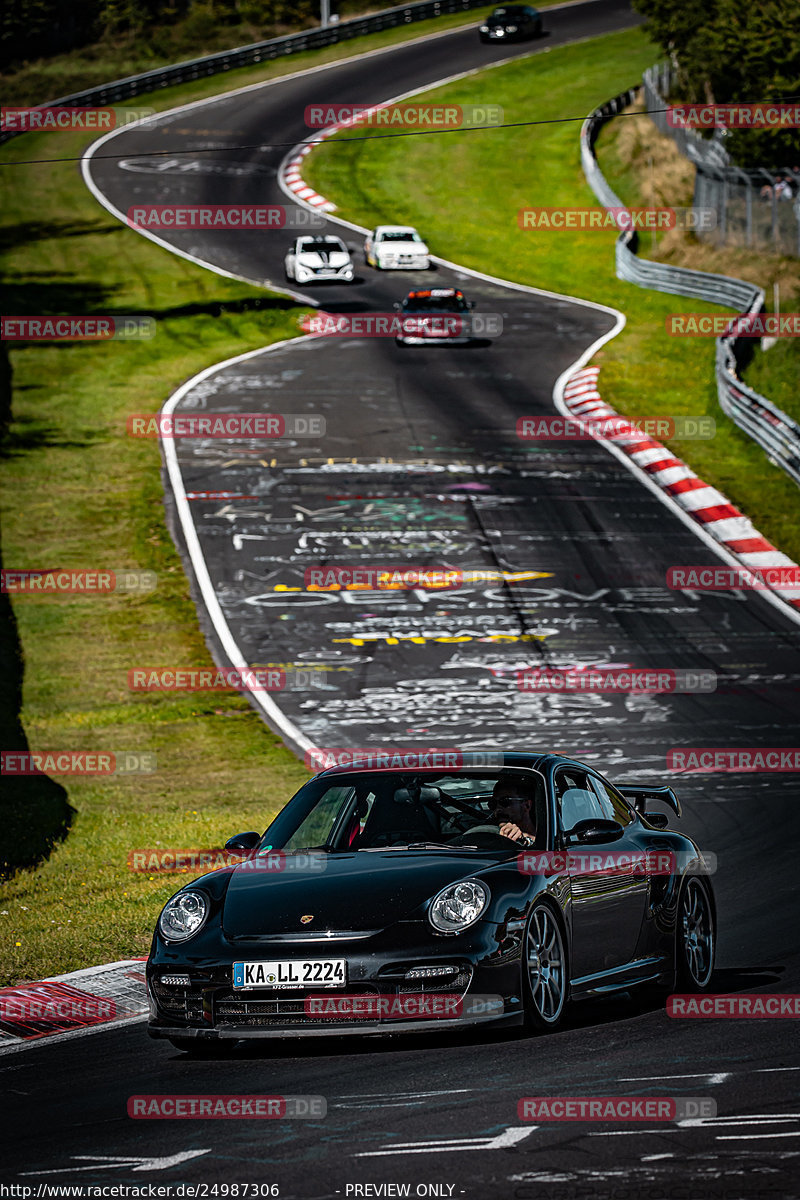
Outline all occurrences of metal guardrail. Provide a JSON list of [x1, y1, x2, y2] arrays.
[[0, 0, 489, 146], [581, 89, 800, 490]]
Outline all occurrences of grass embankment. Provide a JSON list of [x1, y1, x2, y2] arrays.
[[305, 25, 800, 560]]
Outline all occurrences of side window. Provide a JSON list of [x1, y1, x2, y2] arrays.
[[555, 768, 607, 833], [283, 785, 354, 850], [591, 775, 634, 826], [587, 775, 616, 821]]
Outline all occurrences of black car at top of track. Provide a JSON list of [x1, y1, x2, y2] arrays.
[[479, 5, 543, 42], [146, 752, 716, 1053]]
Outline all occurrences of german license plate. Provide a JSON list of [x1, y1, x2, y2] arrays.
[[232, 959, 346, 990]]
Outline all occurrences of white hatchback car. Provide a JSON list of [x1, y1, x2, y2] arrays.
[[364, 225, 431, 270], [284, 235, 354, 283]]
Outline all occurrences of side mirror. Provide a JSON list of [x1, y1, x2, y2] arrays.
[[224, 831, 261, 852], [469, 300, 476, 309], [393, 302, 401, 311], [568, 818, 623, 844]]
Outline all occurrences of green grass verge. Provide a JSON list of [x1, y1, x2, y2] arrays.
[[743, 332, 800, 426], [305, 24, 800, 561]]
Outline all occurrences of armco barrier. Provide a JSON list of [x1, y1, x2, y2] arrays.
[[581, 88, 800, 491], [0, 0, 489, 147]]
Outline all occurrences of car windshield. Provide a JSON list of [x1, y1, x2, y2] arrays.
[[402, 294, 469, 313], [379, 230, 421, 242], [258, 770, 547, 853], [492, 7, 526, 14], [299, 238, 346, 251]]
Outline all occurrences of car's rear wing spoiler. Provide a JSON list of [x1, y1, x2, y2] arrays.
[[617, 784, 681, 819]]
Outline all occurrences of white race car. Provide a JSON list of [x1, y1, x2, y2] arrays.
[[364, 225, 431, 270], [284, 235, 354, 283]]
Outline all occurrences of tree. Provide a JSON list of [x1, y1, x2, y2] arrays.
[[633, 0, 800, 167]]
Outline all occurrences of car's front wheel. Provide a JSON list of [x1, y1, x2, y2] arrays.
[[522, 901, 567, 1031], [676, 877, 715, 991]]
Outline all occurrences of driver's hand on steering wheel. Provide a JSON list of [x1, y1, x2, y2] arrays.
[[498, 821, 524, 842]]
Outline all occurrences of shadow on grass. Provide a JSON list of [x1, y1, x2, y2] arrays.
[[0, 220, 123, 253], [2, 278, 297, 330], [0, 548, 75, 882], [0, 342, 75, 878]]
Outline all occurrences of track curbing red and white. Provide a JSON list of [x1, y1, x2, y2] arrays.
[[562, 367, 800, 610], [0, 959, 148, 1053]]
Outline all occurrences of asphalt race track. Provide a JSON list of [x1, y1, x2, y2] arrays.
[[5, 1, 800, 1196]]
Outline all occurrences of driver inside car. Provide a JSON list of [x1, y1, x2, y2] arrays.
[[489, 778, 539, 848]]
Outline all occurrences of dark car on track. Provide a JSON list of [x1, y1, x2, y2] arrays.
[[147, 752, 716, 1052], [479, 5, 543, 42], [393, 287, 476, 344]]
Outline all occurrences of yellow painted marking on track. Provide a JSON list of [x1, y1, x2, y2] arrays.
[[332, 633, 551, 646]]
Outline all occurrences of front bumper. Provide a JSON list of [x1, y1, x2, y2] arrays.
[[147, 921, 525, 1039], [378, 258, 431, 270], [150, 1009, 520, 1040], [296, 267, 354, 282]]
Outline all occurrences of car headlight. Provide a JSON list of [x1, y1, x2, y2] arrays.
[[480, 24, 489, 30], [158, 891, 208, 942], [429, 879, 489, 934], [506, 24, 517, 31]]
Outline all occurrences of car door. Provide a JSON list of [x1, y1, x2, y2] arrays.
[[555, 766, 648, 981]]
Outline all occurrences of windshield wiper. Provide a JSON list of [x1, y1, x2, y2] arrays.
[[405, 842, 479, 851], [278, 845, 332, 854]]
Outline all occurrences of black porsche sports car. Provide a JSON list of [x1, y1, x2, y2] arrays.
[[147, 752, 716, 1051]]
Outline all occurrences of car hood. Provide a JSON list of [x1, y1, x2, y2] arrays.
[[298, 250, 350, 266], [377, 241, 429, 255], [221, 850, 500, 936]]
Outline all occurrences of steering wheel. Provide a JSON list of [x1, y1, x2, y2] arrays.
[[451, 824, 516, 846], [441, 811, 480, 835]]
